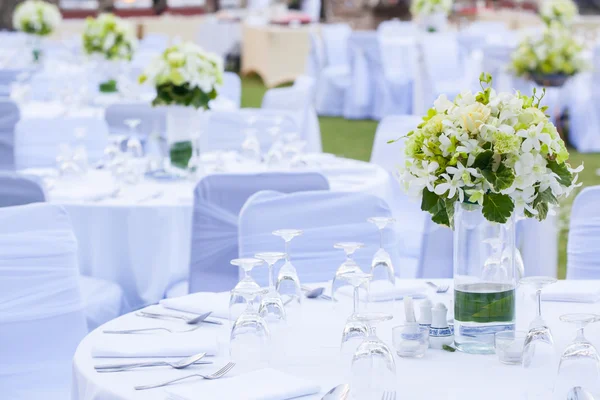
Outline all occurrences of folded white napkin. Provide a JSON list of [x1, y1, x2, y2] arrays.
[[541, 280, 600, 303], [160, 292, 231, 320], [338, 280, 428, 302], [166, 368, 321, 400], [91, 332, 218, 358]]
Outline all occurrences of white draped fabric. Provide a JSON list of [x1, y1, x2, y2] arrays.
[[567, 186, 600, 279], [0, 171, 46, 207], [0, 99, 19, 170]]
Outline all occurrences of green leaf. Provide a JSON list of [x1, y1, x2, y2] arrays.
[[421, 189, 451, 227], [481, 164, 515, 192], [421, 189, 439, 212], [547, 161, 573, 187], [445, 198, 456, 229], [527, 188, 556, 221], [472, 150, 494, 170], [431, 201, 450, 227], [482, 193, 514, 224]]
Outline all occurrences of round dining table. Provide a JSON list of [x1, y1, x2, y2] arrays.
[[72, 279, 600, 400], [25, 155, 396, 310]]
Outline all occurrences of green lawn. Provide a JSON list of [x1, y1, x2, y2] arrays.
[[241, 75, 600, 279]]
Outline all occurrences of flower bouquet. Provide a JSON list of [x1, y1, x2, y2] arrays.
[[410, 0, 453, 32], [82, 13, 137, 93], [139, 42, 223, 169], [396, 73, 582, 353], [539, 0, 578, 27], [511, 24, 586, 87], [12, 0, 62, 62]]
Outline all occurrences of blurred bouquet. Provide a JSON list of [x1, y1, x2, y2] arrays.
[[410, 0, 453, 16], [13, 0, 62, 36], [539, 0, 578, 27], [82, 13, 137, 61], [398, 73, 582, 226], [139, 42, 224, 109], [511, 24, 587, 83]]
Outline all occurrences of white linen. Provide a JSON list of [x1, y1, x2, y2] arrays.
[[91, 332, 219, 358], [542, 280, 600, 303], [338, 280, 428, 302], [160, 292, 231, 320], [166, 368, 321, 400]]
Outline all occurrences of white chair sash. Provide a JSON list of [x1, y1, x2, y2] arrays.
[[567, 187, 600, 279]]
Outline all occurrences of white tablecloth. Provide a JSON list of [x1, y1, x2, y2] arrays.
[[26, 156, 394, 310], [72, 279, 600, 400]]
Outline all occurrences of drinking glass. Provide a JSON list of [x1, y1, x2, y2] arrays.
[[255, 252, 287, 324], [367, 217, 396, 296], [495, 330, 527, 365], [273, 229, 303, 307], [520, 276, 558, 369], [124, 119, 143, 158], [351, 312, 396, 399], [554, 313, 600, 397], [332, 242, 365, 302], [242, 115, 261, 162], [229, 258, 264, 321], [392, 324, 429, 358], [230, 286, 270, 368], [72, 126, 89, 174], [340, 271, 373, 350]]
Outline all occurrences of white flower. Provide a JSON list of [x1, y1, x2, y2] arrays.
[[511, 187, 538, 216], [518, 123, 551, 153], [83, 14, 137, 61], [447, 161, 480, 186], [13, 0, 61, 35], [434, 94, 453, 113], [434, 173, 465, 202]]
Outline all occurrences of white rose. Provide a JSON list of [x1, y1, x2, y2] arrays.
[[459, 102, 491, 134]]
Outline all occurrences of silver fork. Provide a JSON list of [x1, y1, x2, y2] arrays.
[[134, 362, 236, 390], [381, 391, 396, 400], [426, 281, 450, 293], [102, 326, 200, 334]]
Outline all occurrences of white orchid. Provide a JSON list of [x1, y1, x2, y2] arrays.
[[511, 187, 538, 216], [518, 123, 551, 153], [435, 173, 465, 203], [82, 14, 137, 61]]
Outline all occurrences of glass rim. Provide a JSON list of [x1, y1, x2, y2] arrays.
[[494, 330, 528, 339]]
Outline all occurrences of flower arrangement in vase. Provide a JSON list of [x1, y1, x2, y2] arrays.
[[410, 0, 453, 32], [539, 0, 578, 27], [395, 73, 582, 353], [82, 13, 137, 93], [139, 42, 223, 170], [12, 0, 62, 63]]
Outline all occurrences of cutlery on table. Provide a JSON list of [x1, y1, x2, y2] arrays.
[[136, 311, 222, 325], [136, 191, 164, 204], [567, 386, 595, 400], [426, 282, 450, 294], [381, 391, 397, 400], [90, 188, 120, 203], [134, 362, 236, 390], [95, 353, 211, 373], [302, 285, 332, 300], [102, 325, 202, 334], [321, 384, 350, 400]]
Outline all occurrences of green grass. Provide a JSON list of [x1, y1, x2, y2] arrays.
[[241, 75, 600, 279]]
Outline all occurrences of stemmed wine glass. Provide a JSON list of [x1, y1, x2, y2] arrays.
[[255, 252, 287, 324], [242, 115, 261, 162], [367, 217, 396, 294], [520, 276, 558, 369], [554, 313, 600, 397], [332, 242, 365, 302], [340, 271, 373, 353], [273, 229, 303, 307], [351, 312, 396, 399], [124, 119, 143, 158], [229, 286, 271, 368], [229, 258, 264, 321]]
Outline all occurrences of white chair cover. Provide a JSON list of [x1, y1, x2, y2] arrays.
[[569, 72, 600, 152], [416, 218, 453, 278], [0, 68, 25, 87], [201, 109, 297, 153], [222, 72, 242, 108], [567, 187, 600, 279], [14, 117, 109, 169], [0, 203, 88, 399], [0, 99, 19, 170], [457, 21, 508, 55], [188, 172, 330, 293], [377, 19, 418, 37], [195, 18, 241, 59], [343, 31, 377, 120], [0, 172, 46, 207], [239, 190, 400, 285], [138, 33, 170, 52], [261, 76, 322, 153], [301, 0, 321, 21], [104, 102, 166, 139], [305, 30, 325, 79]]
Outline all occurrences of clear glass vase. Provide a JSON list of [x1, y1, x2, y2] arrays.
[[29, 35, 43, 64], [166, 106, 200, 171], [453, 202, 517, 354]]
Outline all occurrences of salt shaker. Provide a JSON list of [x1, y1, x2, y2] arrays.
[[429, 303, 454, 349], [418, 298, 432, 329]]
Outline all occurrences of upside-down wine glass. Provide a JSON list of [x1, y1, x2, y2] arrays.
[[242, 115, 261, 163], [230, 286, 271, 368], [367, 217, 396, 297], [273, 229, 303, 307], [124, 119, 143, 158], [229, 258, 264, 322], [340, 271, 373, 355], [351, 312, 396, 399], [332, 242, 365, 302], [554, 313, 600, 398], [255, 251, 287, 324]]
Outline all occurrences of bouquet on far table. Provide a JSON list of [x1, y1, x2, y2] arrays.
[[82, 13, 137, 93], [539, 0, 578, 27], [139, 42, 224, 169], [511, 24, 587, 87], [410, 0, 453, 32], [12, 0, 62, 62]]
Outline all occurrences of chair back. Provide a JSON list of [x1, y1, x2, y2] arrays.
[[0, 99, 19, 170], [567, 187, 600, 279], [321, 23, 352, 67], [0, 172, 46, 207], [306, 30, 325, 78], [239, 190, 399, 285], [420, 33, 463, 82], [0, 203, 87, 399], [105, 102, 166, 139], [377, 19, 418, 37], [189, 172, 330, 292], [222, 72, 242, 108], [416, 218, 454, 278], [14, 117, 109, 169]]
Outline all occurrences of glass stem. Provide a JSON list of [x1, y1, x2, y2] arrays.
[[535, 289, 542, 319], [353, 286, 360, 314], [576, 326, 586, 342], [379, 229, 383, 249], [285, 241, 290, 262], [269, 263, 274, 290]]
